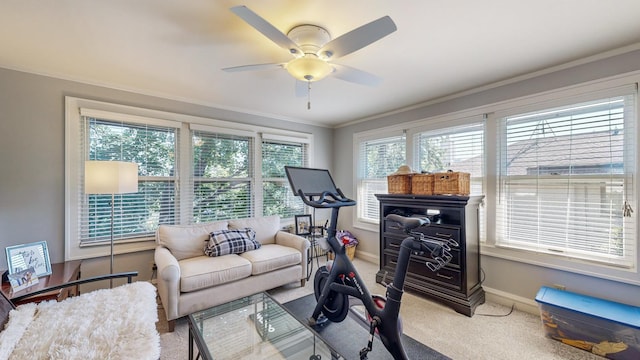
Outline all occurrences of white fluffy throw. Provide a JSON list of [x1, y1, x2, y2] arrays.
[[0, 281, 160, 360]]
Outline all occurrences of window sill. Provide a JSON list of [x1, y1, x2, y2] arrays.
[[352, 219, 378, 233], [480, 243, 640, 286], [65, 238, 157, 261]]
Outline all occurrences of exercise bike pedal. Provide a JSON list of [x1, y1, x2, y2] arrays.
[[309, 314, 329, 327]]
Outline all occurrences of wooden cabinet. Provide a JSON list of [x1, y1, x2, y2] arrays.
[[374, 194, 484, 316]]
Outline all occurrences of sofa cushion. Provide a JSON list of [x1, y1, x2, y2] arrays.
[[205, 228, 261, 257], [157, 221, 228, 260], [229, 215, 280, 245], [239, 244, 301, 275], [179, 255, 252, 292]]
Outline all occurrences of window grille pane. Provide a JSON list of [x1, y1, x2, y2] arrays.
[[414, 123, 484, 194], [263, 180, 304, 218], [82, 118, 178, 244], [357, 135, 406, 223], [262, 140, 307, 218], [192, 131, 253, 222], [497, 95, 636, 266], [193, 180, 252, 221]]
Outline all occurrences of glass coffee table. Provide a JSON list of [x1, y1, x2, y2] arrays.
[[188, 292, 343, 359]]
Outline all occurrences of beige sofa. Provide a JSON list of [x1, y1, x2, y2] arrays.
[[154, 215, 309, 330]]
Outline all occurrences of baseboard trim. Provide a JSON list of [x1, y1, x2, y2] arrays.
[[353, 253, 541, 316], [482, 286, 539, 315], [354, 250, 378, 264]]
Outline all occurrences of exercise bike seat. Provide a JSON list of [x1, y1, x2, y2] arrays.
[[385, 214, 429, 231]]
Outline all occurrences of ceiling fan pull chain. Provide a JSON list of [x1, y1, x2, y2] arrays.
[[307, 81, 312, 110]]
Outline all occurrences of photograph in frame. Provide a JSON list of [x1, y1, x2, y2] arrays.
[[294, 214, 312, 235], [5, 241, 52, 277], [7, 266, 39, 292]]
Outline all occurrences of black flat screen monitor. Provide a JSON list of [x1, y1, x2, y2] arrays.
[[285, 166, 338, 197]]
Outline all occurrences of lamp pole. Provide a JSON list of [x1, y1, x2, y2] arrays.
[[110, 193, 115, 288]]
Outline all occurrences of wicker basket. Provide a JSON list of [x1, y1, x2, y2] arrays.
[[387, 174, 412, 194], [411, 173, 434, 195], [328, 245, 356, 260], [433, 171, 470, 195]]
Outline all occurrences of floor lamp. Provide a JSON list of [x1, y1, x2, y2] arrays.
[[85, 161, 138, 287]]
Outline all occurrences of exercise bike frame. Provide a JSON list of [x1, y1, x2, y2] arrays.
[[297, 189, 432, 360]]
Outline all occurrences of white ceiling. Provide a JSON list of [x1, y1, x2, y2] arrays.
[[2, 1, 640, 127]]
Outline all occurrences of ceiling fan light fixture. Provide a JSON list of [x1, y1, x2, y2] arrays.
[[286, 55, 333, 82]]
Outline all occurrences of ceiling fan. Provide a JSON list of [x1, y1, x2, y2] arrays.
[[223, 5, 397, 89]]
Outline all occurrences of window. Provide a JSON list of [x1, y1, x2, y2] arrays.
[[191, 126, 254, 222], [261, 135, 308, 218], [84, 118, 178, 244], [66, 97, 313, 260], [413, 122, 485, 194], [356, 134, 406, 224], [496, 93, 636, 267]]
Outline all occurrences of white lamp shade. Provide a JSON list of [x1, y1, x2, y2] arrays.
[[85, 161, 139, 194]]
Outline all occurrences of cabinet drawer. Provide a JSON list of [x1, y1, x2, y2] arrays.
[[384, 253, 462, 291], [419, 225, 460, 245], [383, 235, 461, 266]]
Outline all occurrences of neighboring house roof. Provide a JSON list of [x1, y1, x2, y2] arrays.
[[450, 130, 624, 176]]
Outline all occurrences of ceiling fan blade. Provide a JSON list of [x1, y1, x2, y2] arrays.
[[222, 63, 284, 72], [319, 16, 397, 59], [230, 6, 302, 56], [331, 64, 382, 87]]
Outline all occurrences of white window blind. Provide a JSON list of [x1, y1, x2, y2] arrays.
[[191, 129, 254, 222], [81, 117, 178, 245], [414, 122, 485, 194], [261, 137, 307, 218], [357, 134, 406, 223], [496, 92, 636, 267]]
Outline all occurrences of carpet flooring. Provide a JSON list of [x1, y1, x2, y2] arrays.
[[159, 258, 604, 359], [283, 294, 450, 360]]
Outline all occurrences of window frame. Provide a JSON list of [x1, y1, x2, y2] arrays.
[[482, 78, 639, 284], [65, 97, 313, 261], [353, 129, 406, 230], [482, 82, 640, 272], [260, 133, 310, 219], [189, 124, 256, 223]]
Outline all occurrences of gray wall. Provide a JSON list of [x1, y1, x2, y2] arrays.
[[333, 49, 640, 308], [0, 67, 333, 281]]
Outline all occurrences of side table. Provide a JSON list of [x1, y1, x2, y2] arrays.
[[1, 260, 82, 305]]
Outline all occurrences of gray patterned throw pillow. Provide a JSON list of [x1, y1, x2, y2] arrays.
[[205, 228, 260, 257]]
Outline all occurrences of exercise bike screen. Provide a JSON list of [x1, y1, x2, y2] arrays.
[[285, 166, 338, 196]]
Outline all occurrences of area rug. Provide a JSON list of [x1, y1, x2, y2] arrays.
[[283, 294, 450, 360]]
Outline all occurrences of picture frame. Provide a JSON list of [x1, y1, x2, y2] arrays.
[[5, 241, 52, 277], [7, 266, 39, 292], [294, 214, 312, 235]]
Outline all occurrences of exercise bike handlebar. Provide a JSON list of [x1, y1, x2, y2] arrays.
[[296, 189, 356, 209]]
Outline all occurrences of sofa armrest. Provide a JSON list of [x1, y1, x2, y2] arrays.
[[154, 246, 181, 321], [275, 231, 310, 280]]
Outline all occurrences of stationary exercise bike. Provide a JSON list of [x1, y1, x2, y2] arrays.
[[285, 166, 454, 360]]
